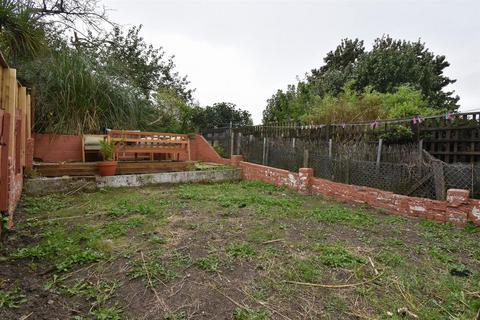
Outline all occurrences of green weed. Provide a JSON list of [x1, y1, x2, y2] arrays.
[[12, 225, 106, 271], [310, 206, 378, 226], [56, 249, 104, 271], [169, 250, 192, 268], [22, 194, 69, 214], [429, 247, 455, 264], [90, 305, 123, 320], [0, 288, 27, 309], [196, 255, 221, 272], [226, 242, 256, 259], [164, 311, 187, 320], [314, 244, 366, 268], [287, 257, 321, 283], [61, 279, 120, 307], [129, 257, 177, 285], [233, 308, 270, 320], [377, 250, 403, 267]]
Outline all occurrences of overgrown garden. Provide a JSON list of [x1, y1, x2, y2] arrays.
[[1, 181, 479, 319]]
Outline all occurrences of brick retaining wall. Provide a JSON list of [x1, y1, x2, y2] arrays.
[[229, 156, 480, 226]]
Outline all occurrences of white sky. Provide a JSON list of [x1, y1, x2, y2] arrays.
[[103, 0, 480, 124]]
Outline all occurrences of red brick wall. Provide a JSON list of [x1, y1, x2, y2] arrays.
[[189, 134, 230, 164], [309, 177, 463, 223], [33, 133, 83, 162], [214, 155, 480, 226], [32, 133, 230, 164], [239, 161, 299, 189]]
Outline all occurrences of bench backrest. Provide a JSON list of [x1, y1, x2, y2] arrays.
[[107, 130, 191, 160]]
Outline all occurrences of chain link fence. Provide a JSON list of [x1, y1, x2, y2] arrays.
[[204, 131, 480, 199], [203, 127, 232, 158]]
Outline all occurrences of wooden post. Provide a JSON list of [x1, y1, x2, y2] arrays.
[[418, 139, 423, 161], [229, 122, 234, 158], [26, 93, 31, 139], [303, 148, 309, 168], [262, 137, 267, 165], [432, 160, 446, 200], [236, 132, 242, 155], [292, 137, 296, 150], [3, 69, 16, 160], [18, 86, 27, 168], [376, 138, 383, 169], [328, 139, 333, 158]]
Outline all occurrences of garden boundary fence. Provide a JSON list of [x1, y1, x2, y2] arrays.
[[204, 111, 480, 163], [0, 52, 34, 231], [203, 130, 480, 200]]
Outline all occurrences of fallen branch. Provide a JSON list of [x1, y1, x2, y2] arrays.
[[284, 272, 383, 289], [19, 312, 33, 320], [262, 239, 284, 245], [140, 251, 169, 313], [368, 256, 379, 275], [64, 182, 94, 196], [209, 283, 248, 310]]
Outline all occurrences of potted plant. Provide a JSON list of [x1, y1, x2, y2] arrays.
[[97, 139, 118, 176]]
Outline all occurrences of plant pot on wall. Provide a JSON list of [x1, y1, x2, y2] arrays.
[[97, 161, 117, 176], [97, 138, 118, 176]]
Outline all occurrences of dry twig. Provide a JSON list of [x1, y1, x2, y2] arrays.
[[368, 256, 379, 275], [284, 272, 383, 289], [140, 251, 170, 313]]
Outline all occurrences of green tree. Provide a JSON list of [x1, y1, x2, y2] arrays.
[[309, 38, 365, 96], [263, 36, 458, 124], [82, 26, 193, 101], [0, 0, 48, 64], [354, 36, 458, 110], [153, 87, 195, 133], [192, 102, 253, 131]]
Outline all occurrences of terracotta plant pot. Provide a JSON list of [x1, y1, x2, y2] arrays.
[[97, 161, 117, 176]]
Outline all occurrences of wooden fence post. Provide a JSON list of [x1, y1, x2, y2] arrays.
[[376, 139, 383, 169], [236, 132, 242, 155], [432, 160, 446, 200], [26, 93, 32, 139], [328, 139, 333, 158], [262, 137, 267, 165], [18, 86, 27, 168], [229, 122, 234, 158], [303, 148, 309, 168], [3, 69, 16, 160]]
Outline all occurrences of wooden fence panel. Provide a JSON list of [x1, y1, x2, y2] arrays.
[[0, 56, 33, 227], [0, 111, 10, 212]]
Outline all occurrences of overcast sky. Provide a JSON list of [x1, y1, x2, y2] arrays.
[[103, 0, 480, 124]]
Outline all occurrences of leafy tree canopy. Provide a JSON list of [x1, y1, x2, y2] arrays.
[[0, 0, 252, 134], [263, 36, 459, 124], [191, 102, 253, 132]]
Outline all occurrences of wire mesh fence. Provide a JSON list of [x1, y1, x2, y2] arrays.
[[203, 128, 232, 158], [203, 131, 480, 199]]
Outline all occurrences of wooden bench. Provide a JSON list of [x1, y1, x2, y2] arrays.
[[107, 130, 191, 161]]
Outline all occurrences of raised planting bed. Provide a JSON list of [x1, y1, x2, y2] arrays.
[[24, 166, 240, 196], [33, 161, 195, 177]]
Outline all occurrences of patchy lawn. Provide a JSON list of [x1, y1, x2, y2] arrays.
[[1, 181, 479, 319]]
